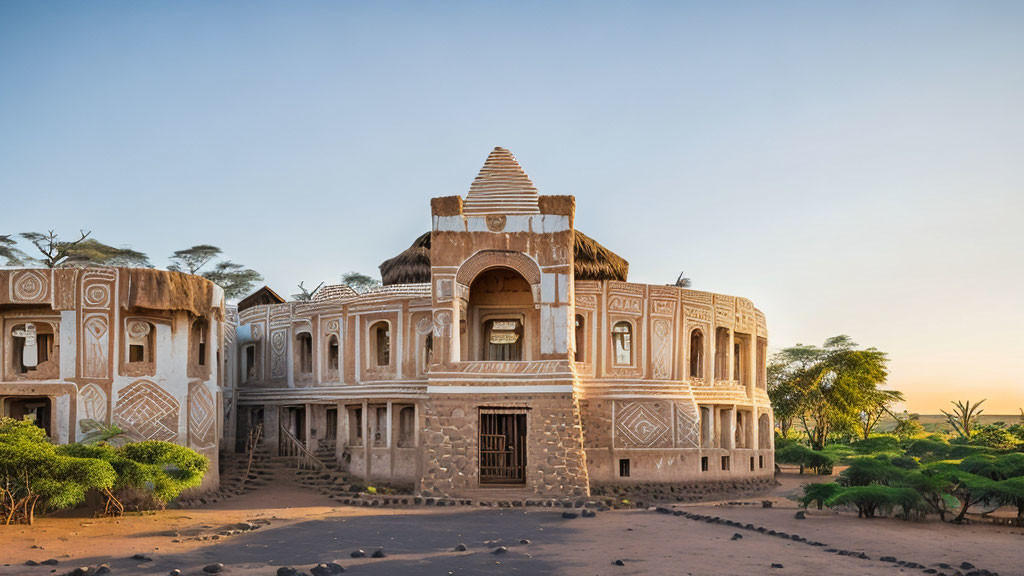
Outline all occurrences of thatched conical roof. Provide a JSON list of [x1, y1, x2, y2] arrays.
[[380, 232, 432, 285], [380, 230, 628, 285], [573, 230, 628, 282]]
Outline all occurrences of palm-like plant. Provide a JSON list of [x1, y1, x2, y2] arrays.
[[941, 399, 986, 439]]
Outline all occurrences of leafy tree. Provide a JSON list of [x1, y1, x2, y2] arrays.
[[776, 442, 836, 475], [769, 336, 892, 450], [941, 399, 986, 440], [800, 482, 841, 510], [850, 435, 901, 456], [673, 271, 692, 288], [857, 388, 905, 440], [826, 485, 923, 519], [202, 261, 263, 300], [904, 437, 951, 462], [16, 231, 150, 268], [839, 456, 908, 487], [990, 477, 1024, 525], [168, 245, 222, 274], [0, 235, 28, 265], [342, 271, 381, 293], [292, 281, 324, 302]]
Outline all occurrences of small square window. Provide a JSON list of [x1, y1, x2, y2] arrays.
[[721, 456, 730, 471], [619, 458, 631, 478], [701, 456, 709, 472]]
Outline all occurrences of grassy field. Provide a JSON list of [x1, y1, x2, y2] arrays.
[[875, 414, 1022, 434]]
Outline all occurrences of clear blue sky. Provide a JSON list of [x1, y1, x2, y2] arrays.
[[1, 1, 1022, 412]]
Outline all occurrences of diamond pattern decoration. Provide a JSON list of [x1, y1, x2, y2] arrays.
[[188, 383, 216, 450], [114, 380, 179, 442], [614, 401, 672, 448]]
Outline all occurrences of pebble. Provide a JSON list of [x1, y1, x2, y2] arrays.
[[350, 550, 366, 558], [276, 568, 308, 576], [371, 548, 386, 558], [42, 559, 60, 565], [771, 563, 784, 569], [170, 570, 182, 576], [310, 562, 345, 575], [794, 511, 806, 519], [132, 554, 152, 562], [581, 509, 596, 518], [492, 547, 508, 555], [202, 563, 225, 573], [519, 539, 531, 545], [454, 543, 468, 552], [613, 559, 625, 566], [561, 512, 578, 519]]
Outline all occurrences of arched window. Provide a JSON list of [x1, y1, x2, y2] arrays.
[[574, 314, 585, 362], [689, 329, 704, 378], [398, 406, 415, 447], [296, 333, 313, 374], [370, 322, 390, 366], [758, 413, 772, 450], [326, 335, 340, 372], [126, 320, 155, 364], [191, 319, 209, 367], [611, 321, 633, 366], [714, 327, 729, 380]]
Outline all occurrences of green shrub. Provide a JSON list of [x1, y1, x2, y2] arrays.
[[839, 456, 907, 487], [970, 425, 1019, 450], [776, 443, 836, 475], [851, 435, 901, 455], [800, 482, 841, 510], [989, 477, 1024, 524], [826, 484, 923, 519], [1, 417, 208, 523], [904, 438, 951, 462], [947, 443, 995, 459], [0, 418, 116, 524]]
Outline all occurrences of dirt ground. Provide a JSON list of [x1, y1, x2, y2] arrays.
[[2, 472, 1022, 576]]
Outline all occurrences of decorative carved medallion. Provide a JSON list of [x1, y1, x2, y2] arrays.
[[11, 269, 48, 303], [485, 214, 507, 232]]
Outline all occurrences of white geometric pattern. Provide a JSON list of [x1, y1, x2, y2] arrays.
[[614, 401, 672, 448]]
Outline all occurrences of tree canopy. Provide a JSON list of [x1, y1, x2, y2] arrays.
[[342, 271, 381, 293], [14, 231, 151, 268], [768, 336, 894, 449]]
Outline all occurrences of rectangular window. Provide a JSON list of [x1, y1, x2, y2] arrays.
[[325, 408, 338, 440], [483, 318, 523, 361], [721, 456, 730, 471], [612, 322, 633, 365], [750, 456, 755, 471], [701, 456, 709, 472], [619, 458, 631, 478], [759, 455, 764, 469], [349, 407, 363, 446]]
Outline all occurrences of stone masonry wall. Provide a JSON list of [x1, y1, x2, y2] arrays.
[[419, 393, 589, 498]]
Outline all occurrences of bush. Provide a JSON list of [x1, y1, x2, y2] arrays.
[[851, 435, 901, 455], [800, 482, 841, 510], [0, 417, 208, 523], [827, 484, 924, 519], [904, 438, 951, 462], [0, 418, 116, 524], [947, 443, 995, 459], [839, 456, 907, 487], [776, 443, 837, 475], [970, 425, 1019, 451]]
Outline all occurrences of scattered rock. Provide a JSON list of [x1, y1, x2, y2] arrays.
[[581, 509, 596, 518], [310, 562, 345, 576], [350, 550, 366, 558], [561, 512, 578, 519], [492, 547, 508, 555], [880, 556, 898, 563], [613, 559, 625, 566], [794, 511, 806, 519], [25, 560, 40, 566], [276, 568, 308, 576], [731, 533, 743, 540], [371, 548, 386, 559], [961, 562, 976, 570], [170, 570, 183, 576], [519, 539, 531, 545], [42, 559, 60, 565], [454, 543, 468, 552], [202, 563, 225, 573], [131, 554, 152, 562], [771, 563, 784, 569], [762, 500, 773, 508]]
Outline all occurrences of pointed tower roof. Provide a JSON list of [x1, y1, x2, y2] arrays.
[[463, 147, 541, 215]]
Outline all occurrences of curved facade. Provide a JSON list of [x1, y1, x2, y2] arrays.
[[0, 268, 225, 491], [226, 147, 773, 498]]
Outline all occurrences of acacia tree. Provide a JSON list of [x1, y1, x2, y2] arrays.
[[342, 271, 380, 293], [18, 231, 150, 268], [292, 281, 324, 301], [673, 271, 692, 288], [168, 245, 263, 300], [769, 336, 892, 450], [941, 399, 986, 439], [0, 235, 27, 265], [858, 388, 906, 439]]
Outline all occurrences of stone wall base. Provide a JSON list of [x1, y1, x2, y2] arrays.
[[591, 476, 778, 505]]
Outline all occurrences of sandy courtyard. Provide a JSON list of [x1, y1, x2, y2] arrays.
[[2, 473, 1021, 576]]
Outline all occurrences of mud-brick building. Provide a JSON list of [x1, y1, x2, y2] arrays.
[[0, 268, 225, 491], [227, 147, 774, 498]]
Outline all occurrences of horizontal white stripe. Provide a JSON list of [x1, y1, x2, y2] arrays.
[[426, 384, 573, 394]]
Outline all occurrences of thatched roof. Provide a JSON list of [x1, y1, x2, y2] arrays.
[[380, 230, 628, 285], [573, 230, 629, 282], [380, 232, 432, 285]]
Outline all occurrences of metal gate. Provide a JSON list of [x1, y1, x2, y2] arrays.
[[479, 410, 527, 484]]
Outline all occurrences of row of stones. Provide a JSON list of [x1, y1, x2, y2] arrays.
[[593, 477, 777, 503], [658, 508, 1000, 576]]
